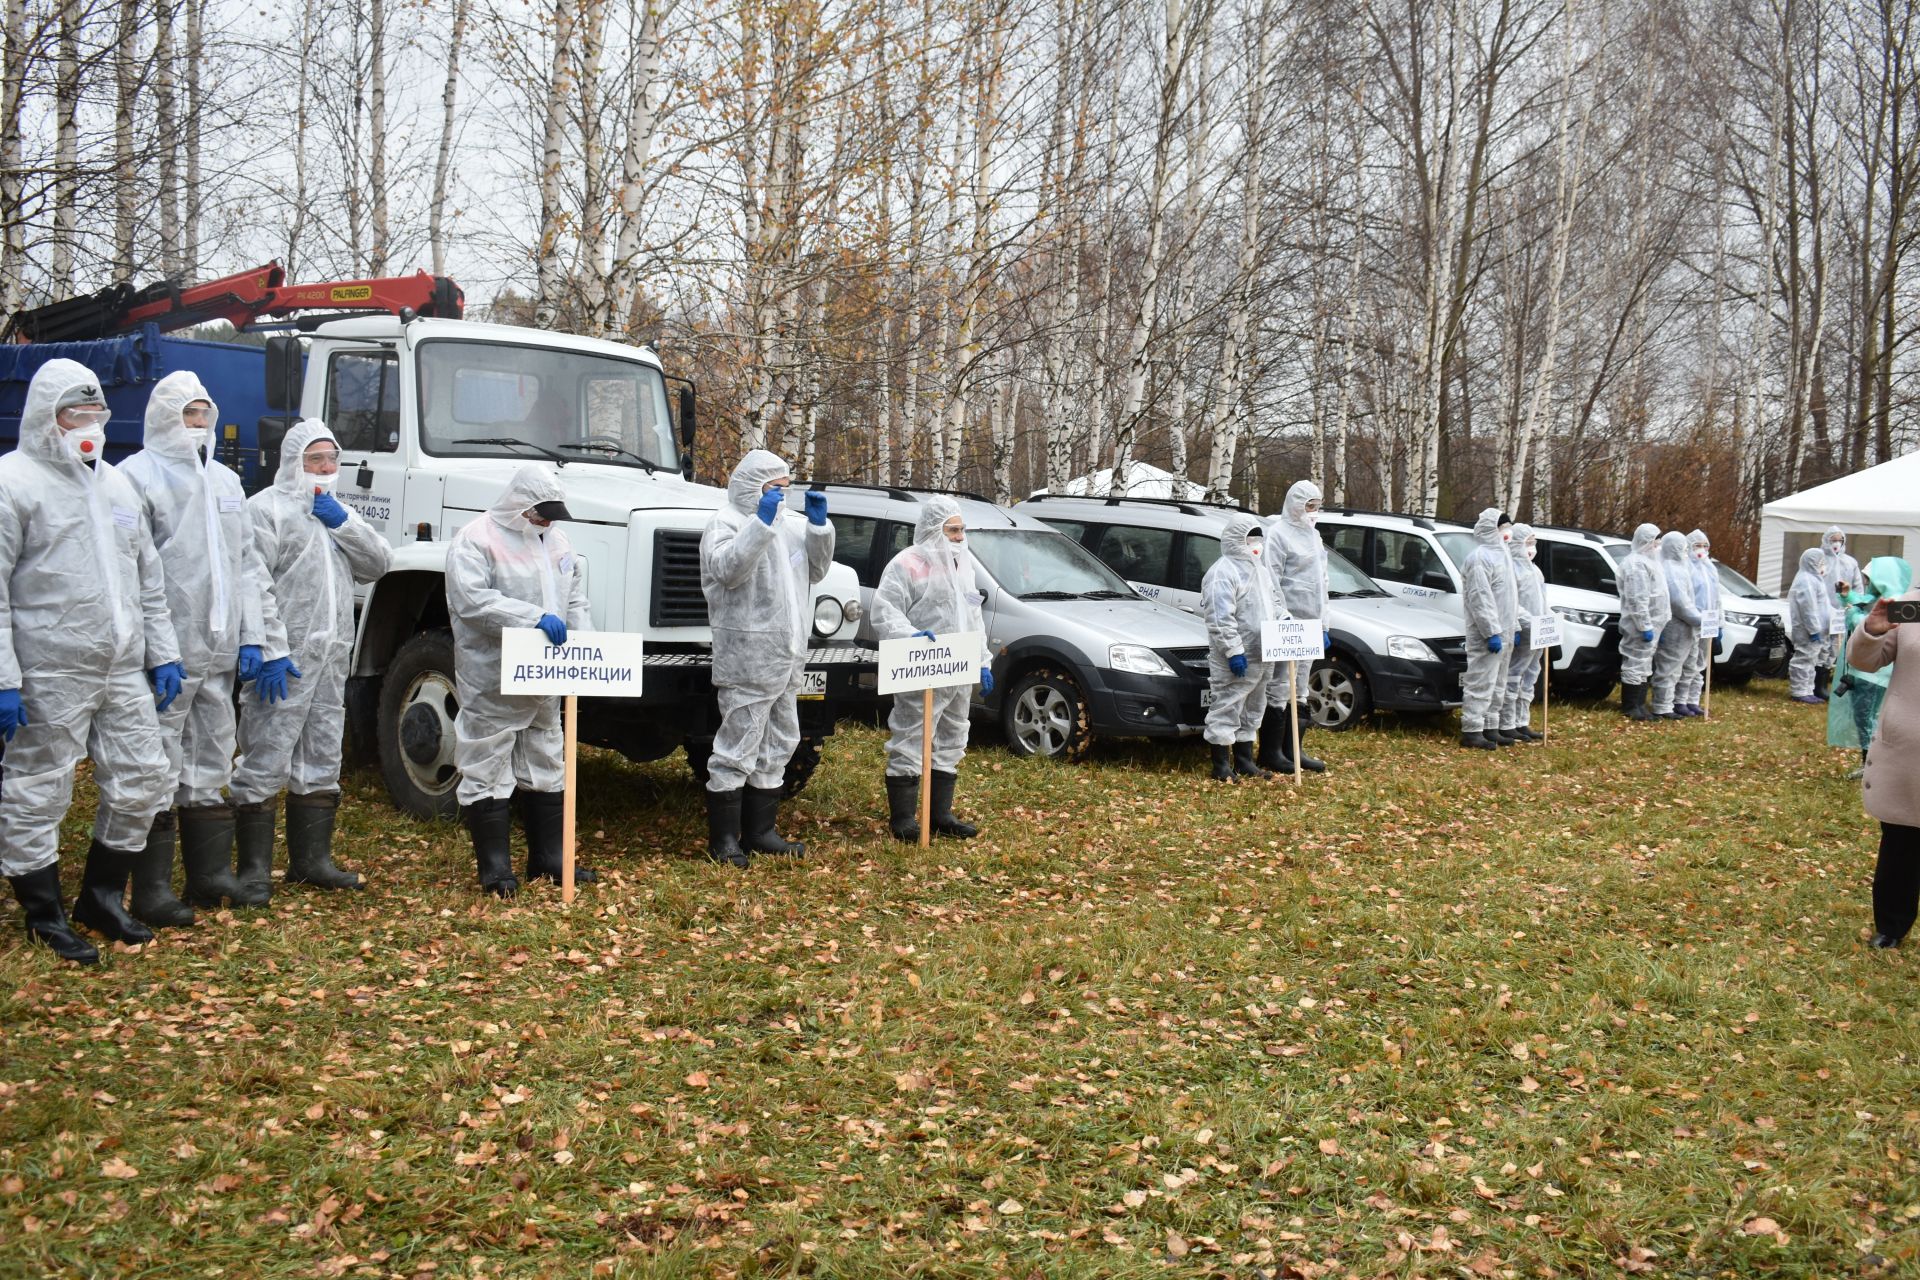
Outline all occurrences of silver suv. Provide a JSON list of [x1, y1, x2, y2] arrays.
[[787, 483, 1214, 761], [1016, 493, 1468, 729]]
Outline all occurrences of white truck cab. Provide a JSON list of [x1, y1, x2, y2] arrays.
[[260, 315, 868, 816]]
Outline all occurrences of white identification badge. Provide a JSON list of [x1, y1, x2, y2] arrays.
[[112, 506, 137, 531], [558, 554, 575, 575], [219, 495, 243, 513], [790, 548, 806, 568]]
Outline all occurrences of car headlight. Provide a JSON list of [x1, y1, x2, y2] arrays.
[[1726, 611, 1764, 627], [812, 597, 845, 636], [841, 597, 863, 624], [1107, 644, 1173, 676], [1386, 635, 1438, 662], [1554, 608, 1612, 628]]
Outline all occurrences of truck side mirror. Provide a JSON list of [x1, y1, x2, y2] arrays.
[[264, 336, 303, 412], [677, 384, 696, 480]]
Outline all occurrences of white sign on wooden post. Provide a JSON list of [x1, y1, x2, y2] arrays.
[[876, 632, 985, 848], [1528, 612, 1564, 648], [1261, 618, 1325, 663], [498, 627, 648, 905], [1698, 610, 1721, 640]]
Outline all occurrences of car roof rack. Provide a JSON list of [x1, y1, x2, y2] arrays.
[[1533, 522, 1626, 543], [1325, 504, 1463, 532], [1023, 491, 1256, 517], [794, 479, 993, 504]]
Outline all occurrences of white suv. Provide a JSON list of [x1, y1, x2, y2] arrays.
[[1316, 509, 1621, 697]]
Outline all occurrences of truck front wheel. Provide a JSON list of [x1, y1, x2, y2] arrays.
[[377, 630, 463, 820]]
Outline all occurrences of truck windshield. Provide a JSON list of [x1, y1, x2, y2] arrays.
[[969, 529, 1140, 600], [416, 339, 678, 470]]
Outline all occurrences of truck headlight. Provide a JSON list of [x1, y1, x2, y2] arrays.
[[1386, 635, 1438, 662], [1554, 608, 1612, 628], [1107, 644, 1173, 676], [841, 598, 863, 624], [812, 597, 845, 636]]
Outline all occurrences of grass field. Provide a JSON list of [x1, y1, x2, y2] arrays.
[[2, 682, 1915, 1279]]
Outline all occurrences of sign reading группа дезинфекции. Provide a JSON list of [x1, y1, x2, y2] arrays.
[[499, 629, 646, 697]]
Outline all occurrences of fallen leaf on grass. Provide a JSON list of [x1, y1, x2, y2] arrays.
[[99, 1158, 138, 1180]]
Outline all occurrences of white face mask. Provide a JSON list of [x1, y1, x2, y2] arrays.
[[1694, 548, 1708, 559], [307, 470, 339, 491], [1303, 511, 1320, 527], [1525, 544, 1538, 561], [64, 424, 107, 463], [1248, 541, 1263, 558], [1501, 531, 1512, 543], [182, 427, 210, 449]]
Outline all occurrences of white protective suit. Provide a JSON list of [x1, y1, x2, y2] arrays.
[[1616, 523, 1670, 685], [1786, 546, 1832, 698], [120, 372, 282, 806], [699, 450, 834, 793], [1202, 514, 1276, 746], [230, 420, 393, 803], [1821, 526, 1860, 666], [870, 495, 991, 776], [1458, 508, 1519, 734], [0, 359, 177, 873], [1263, 480, 1327, 711], [1501, 523, 1546, 731], [1678, 530, 1717, 708], [444, 464, 588, 806], [1651, 531, 1702, 715]]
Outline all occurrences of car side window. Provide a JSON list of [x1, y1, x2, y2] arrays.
[[1036, 518, 1089, 545], [876, 519, 915, 575], [830, 514, 881, 587], [326, 350, 401, 453], [1177, 534, 1222, 592], [1325, 525, 1368, 574], [1092, 524, 1175, 586], [1373, 529, 1448, 589], [1542, 541, 1618, 595]]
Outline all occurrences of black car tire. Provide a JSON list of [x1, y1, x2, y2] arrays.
[[376, 629, 462, 820], [1001, 665, 1093, 762], [1307, 654, 1372, 730]]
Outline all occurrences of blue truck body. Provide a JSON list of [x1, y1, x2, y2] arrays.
[[0, 324, 274, 486]]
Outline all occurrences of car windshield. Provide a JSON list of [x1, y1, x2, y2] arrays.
[[969, 528, 1138, 600], [1435, 531, 1477, 570], [416, 338, 679, 470], [1714, 559, 1772, 599], [1326, 547, 1390, 598]]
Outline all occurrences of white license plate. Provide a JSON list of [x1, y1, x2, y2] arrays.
[[1199, 688, 1215, 707], [798, 670, 828, 699], [1769, 647, 1785, 661]]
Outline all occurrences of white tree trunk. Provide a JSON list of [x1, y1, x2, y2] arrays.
[[430, 0, 469, 276], [575, 0, 609, 321], [184, 0, 203, 275], [0, 0, 29, 316], [51, 0, 80, 294], [368, 0, 389, 274], [534, 0, 580, 329], [603, 0, 668, 339], [288, 2, 313, 277], [113, 0, 137, 279], [155, 0, 182, 277]]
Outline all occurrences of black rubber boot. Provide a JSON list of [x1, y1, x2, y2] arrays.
[[929, 772, 978, 838], [228, 800, 275, 907], [1489, 726, 1520, 746], [516, 789, 597, 885], [179, 802, 247, 907], [1814, 666, 1831, 701], [129, 810, 194, 929], [1623, 682, 1655, 721], [465, 797, 517, 897], [1231, 741, 1271, 780], [704, 789, 750, 868], [1293, 722, 1327, 772], [1254, 706, 1291, 772], [885, 775, 922, 843], [1210, 743, 1236, 781], [1459, 729, 1496, 750], [70, 839, 154, 945], [1512, 725, 1543, 742], [285, 792, 366, 890], [742, 786, 805, 857], [9, 865, 98, 963]]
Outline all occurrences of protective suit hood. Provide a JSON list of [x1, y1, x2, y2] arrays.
[[1659, 530, 1689, 564], [1282, 481, 1321, 527], [727, 449, 790, 516], [1473, 507, 1503, 547], [1688, 528, 1710, 554], [274, 419, 340, 496], [915, 494, 964, 548], [142, 370, 216, 459], [1221, 513, 1262, 562], [1800, 547, 1828, 575], [19, 358, 106, 467], [1508, 522, 1536, 558], [1824, 525, 1847, 553], [487, 463, 567, 531], [1632, 523, 1661, 555]]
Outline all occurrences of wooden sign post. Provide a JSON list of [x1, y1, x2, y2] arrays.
[[1699, 610, 1721, 720], [877, 632, 985, 845]]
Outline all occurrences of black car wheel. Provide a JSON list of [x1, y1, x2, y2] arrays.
[[1001, 666, 1093, 762], [376, 630, 462, 820], [1307, 654, 1372, 730]]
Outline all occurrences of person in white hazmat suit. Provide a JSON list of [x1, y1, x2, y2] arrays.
[[1786, 546, 1833, 704], [0, 360, 180, 963], [1675, 530, 1717, 716], [1257, 481, 1330, 773], [1651, 531, 1703, 719], [699, 450, 834, 867], [445, 464, 592, 898], [229, 420, 390, 899], [1499, 523, 1546, 742], [1457, 508, 1519, 749], [1818, 526, 1860, 701], [1615, 523, 1670, 721], [118, 372, 283, 926], [1200, 514, 1276, 782], [870, 495, 994, 840]]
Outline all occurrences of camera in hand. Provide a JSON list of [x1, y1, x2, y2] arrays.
[[1887, 599, 1920, 625]]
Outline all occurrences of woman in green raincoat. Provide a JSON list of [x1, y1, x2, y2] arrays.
[[1830, 556, 1915, 775]]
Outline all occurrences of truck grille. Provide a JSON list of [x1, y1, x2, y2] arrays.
[[650, 529, 709, 627]]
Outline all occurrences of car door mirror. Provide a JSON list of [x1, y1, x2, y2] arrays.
[[1421, 570, 1454, 592]]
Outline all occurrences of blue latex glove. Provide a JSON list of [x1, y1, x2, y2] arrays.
[[1641, 629, 1655, 643], [237, 644, 264, 682], [149, 661, 185, 712], [537, 613, 568, 647], [1323, 628, 1331, 650], [256, 655, 302, 704], [1486, 635, 1503, 654], [755, 488, 784, 526], [311, 490, 350, 529], [804, 490, 829, 526], [980, 668, 994, 695], [912, 629, 936, 641], [0, 689, 27, 741], [1229, 653, 1249, 677]]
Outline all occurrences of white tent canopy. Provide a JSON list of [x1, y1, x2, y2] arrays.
[[1757, 449, 1920, 593], [1032, 462, 1209, 501]]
